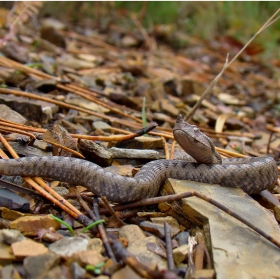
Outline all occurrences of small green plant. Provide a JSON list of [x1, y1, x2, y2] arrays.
[[86, 262, 105, 275], [25, 62, 43, 69], [81, 220, 104, 233], [50, 214, 75, 236], [50, 214, 104, 236]]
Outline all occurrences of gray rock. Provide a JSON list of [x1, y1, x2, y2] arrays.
[[49, 236, 88, 257], [119, 225, 167, 270], [174, 232, 189, 246], [24, 252, 61, 278], [0, 104, 27, 124], [1, 229, 25, 244], [161, 179, 280, 278], [70, 262, 86, 279]]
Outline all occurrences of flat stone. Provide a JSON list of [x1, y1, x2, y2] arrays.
[[11, 239, 48, 259], [112, 265, 141, 279], [78, 139, 113, 167], [173, 244, 189, 265], [1, 229, 25, 244], [70, 249, 106, 266], [119, 225, 167, 270], [0, 264, 21, 279], [87, 238, 103, 253], [104, 165, 135, 177], [0, 142, 52, 157], [40, 265, 72, 279], [160, 99, 180, 118], [160, 179, 280, 278], [274, 205, 280, 222], [174, 231, 189, 246], [150, 216, 180, 228], [9, 214, 60, 236], [70, 262, 86, 279], [0, 104, 27, 124], [0, 207, 31, 221], [49, 236, 88, 257], [0, 232, 15, 265], [0, 93, 58, 122], [24, 252, 61, 278], [116, 136, 163, 150], [140, 220, 180, 239], [119, 224, 146, 241], [0, 188, 30, 212], [191, 269, 216, 279], [92, 121, 111, 130]]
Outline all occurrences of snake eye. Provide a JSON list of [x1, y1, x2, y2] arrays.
[[193, 127, 200, 133]]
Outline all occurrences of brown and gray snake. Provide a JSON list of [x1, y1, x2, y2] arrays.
[[0, 115, 278, 203]]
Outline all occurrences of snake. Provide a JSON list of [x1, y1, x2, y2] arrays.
[[0, 115, 278, 203]]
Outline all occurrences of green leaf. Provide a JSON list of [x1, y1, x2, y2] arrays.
[[50, 214, 75, 236], [81, 220, 104, 233]]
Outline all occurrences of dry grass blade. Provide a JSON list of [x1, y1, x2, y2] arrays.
[[186, 8, 280, 121]]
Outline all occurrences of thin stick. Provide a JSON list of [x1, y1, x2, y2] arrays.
[[100, 191, 280, 249], [164, 222, 175, 270], [93, 198, 117, 263], [100, 196, 126, 226], [186, 9, 280, 121]]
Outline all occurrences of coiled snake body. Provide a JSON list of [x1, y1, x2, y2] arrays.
[[0, 115, 278, 202]]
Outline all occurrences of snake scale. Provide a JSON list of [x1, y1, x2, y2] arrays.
[[0, 115, 278, 203]]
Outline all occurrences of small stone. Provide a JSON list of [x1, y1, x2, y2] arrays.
[[116, 136, 163, 150], [9, 214, 60, 236], [112, 265, 141, 279], [0, 236, 15, 265], [11, 239, 48, 260], [150, 216, 179, 228], [1, 207, 31, 221], [24, 252, 61, 278], [52, 186, 69, 196], [60, 119, 89, 134], [274, 205, 280, 222], [0, 264, 21, 279], [104, 165, 134, 177], [0, 104, 27, 125], [49, 236, 88, 257], [87, 238, 103, 253], [175, 232, 189, 246], [2, 229, 25, 244], [119, 224, 146, 242], [121, 35, 139, 48], [70, 249, 106, 267], [33, 79, 57, 93], [160, 99, 180, 118], [119, 225, 167, 270], [92, 121, 111, 130], [140, 217, 180, 239], [70, 262, 86, 279], [191, 269, 216, 279], [0, 188, 30, 212], [40, 265, 72, 279], [218, 93, 246, 105], [0, 93, 58, 122], [173, 244, 189, 265], [78, 139, 113, 167], [57, 54, 96, 70]]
